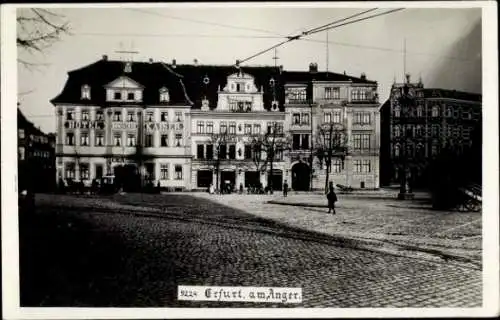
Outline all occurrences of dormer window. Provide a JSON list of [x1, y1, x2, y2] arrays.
[[81, 85, 91, 100], [114, 92, 122, 100], [127, 92, 135, 101], [201, 99, 209, 110], [124, 62, 132, 73], [160, 87, 170, 103], [236, 83, 241, 92]]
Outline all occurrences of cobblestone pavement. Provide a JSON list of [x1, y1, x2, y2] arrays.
[[189, 192, 482, 263], [20, 194, 482, 308]]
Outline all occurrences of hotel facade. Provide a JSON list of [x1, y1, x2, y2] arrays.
[[51, 56, 380, 191]]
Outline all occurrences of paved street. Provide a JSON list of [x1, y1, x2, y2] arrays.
[[192, 191, 482, 264], [20, 193, 482, 308]]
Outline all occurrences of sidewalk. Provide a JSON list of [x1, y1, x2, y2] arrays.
[[191, 191, 482, 267]]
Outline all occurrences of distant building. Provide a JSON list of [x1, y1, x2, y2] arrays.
[[17, 108, 56, 192], [379, 75, 482, 187], [51, 56, 380, 191]]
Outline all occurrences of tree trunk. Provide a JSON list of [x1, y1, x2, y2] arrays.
[[269, 152, 274, 195], [216, 159, 220, 193], [324, 158, 330, 194]]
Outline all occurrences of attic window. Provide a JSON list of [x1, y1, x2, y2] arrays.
[[124, 62, 132, 73], [81, 85, 91, 100], [160, 87, 170, 103]]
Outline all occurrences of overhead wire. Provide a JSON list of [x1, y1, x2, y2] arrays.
[[77, 32, 284, 39], [237, 8, 405, 65], [117, 8, 473, 63]]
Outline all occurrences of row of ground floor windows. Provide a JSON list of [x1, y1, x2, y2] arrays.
[[196, 162, 312, 191], [63, 163, 183, 181]]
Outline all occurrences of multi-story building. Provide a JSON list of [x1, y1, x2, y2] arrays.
[[284, 63, 380, 190], [51, 56, 380, 191], [51, 56, 192, 191], [18, 108, 56, 192], [379, 75, 482, 187]]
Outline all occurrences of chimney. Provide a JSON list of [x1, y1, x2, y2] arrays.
[[405, 73, 411, 83], [148, 58, 154, 64], [193, 58, 198, 66], [309, 62, 318, 73], [172, 59, 176, 68], [360, 72, 366, 80], [343, 71, 346, 75], [279, 65, 283, 74], [102, 54, 108, 61]]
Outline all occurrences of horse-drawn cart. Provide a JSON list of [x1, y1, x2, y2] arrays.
[[455, 184, 482, 212]]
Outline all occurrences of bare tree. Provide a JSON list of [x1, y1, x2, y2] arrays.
[[207, 131, 236, 192], [250, 135, 265, 174], [315, 122, 348, 193], [17, 8, 70, 69], [254, 122, 291, 194]]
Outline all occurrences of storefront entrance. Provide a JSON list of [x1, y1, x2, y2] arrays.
[[244, 171, 260, 188], [114, 164, 141, 192], [197, 170, 213, 188], [292, 162, 310, 191], [267, 169, 283, 191], [220, 171, 236, 190]]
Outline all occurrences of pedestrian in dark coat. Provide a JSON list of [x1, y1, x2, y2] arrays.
[[283, 180, 289, 197], [327, 185, 337, 214]]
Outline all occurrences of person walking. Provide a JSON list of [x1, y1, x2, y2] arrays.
[[327, 185, 337, 214], [283, 180, 289, 197]]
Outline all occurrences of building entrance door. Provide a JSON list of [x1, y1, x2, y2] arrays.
[[220, 171, 236, 192], [268, 169, 283, 191], [292, 162, 310, 191], [197, 170, 213, 188], [244, 171, 260, 188], [114, 164, 141, 192]]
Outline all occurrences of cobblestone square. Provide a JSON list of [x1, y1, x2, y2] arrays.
[[20, 192, 482, 308]]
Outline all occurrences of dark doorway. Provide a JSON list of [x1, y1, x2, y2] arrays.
[[197, 170, 213, 188], [245, 171, 260, 188], [114, 164, 141, 192], [268, 169, 283, 191], [292, 162, 310, 191], [220, 171, 236, 190]]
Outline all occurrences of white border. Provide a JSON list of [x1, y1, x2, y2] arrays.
[[2, 2, 499, 319]]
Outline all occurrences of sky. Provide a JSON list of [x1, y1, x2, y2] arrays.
[[16, 5, 482, 134]]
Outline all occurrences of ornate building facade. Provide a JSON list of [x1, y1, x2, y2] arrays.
[[379, 75, 482, 187], [51, 56, 380, 191]]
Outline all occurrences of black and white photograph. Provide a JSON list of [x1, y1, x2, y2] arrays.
[[1, 1, 499, 318]]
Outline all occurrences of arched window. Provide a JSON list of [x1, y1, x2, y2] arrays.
[[432, 106, 439, 117], [394, 144, 400, 157], [445, 106, 452, 117], [406, 144, 413, 157], [394, 106, 401, 118], [81, 84, 91, 100], [416, 106, 423, 118], [159, 87, 169, 103], [393, 125, 401, 137]]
